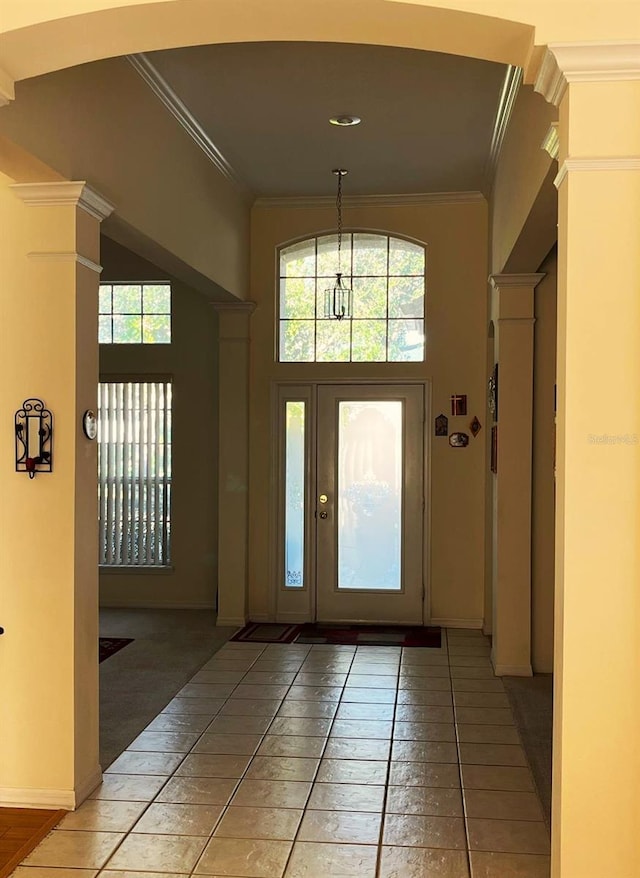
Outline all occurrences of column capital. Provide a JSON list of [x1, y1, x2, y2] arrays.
[[0, 65, 14, 107], [535, 42, 640, 107], [10, 181, 115, 221], [211, 300, 256, 314], [489, 273, 545, 290]]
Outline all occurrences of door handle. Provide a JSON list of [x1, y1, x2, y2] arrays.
[[319, 511, 328, 519]]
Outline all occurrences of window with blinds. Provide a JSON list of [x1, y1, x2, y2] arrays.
[[98, 381, 172, 567]]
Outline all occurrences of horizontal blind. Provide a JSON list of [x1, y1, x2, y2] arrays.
[[98, 381, 172, 566]]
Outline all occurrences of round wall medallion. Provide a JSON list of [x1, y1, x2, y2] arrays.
[[82, 409, 97, 440]]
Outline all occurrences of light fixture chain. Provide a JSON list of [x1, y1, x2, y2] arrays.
[[336, 171, 343, 274]]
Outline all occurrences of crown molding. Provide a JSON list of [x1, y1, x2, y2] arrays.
[[10, 181, 115, 221], [484, 65, 523, 193], [253, 191, 485, 209], [535, 42, 640, 106], [541, 123, 560, 161], [555, 155, 640, 188], [27, 251, 103, 273], [490, 273, 545, 289], [128, 53, 248, 197], [0, 65, 15, 106]]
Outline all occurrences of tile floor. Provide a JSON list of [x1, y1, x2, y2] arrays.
[[14, 628, 550, 878]]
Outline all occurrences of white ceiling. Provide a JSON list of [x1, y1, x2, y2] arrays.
[[145, 42, 508, 198]]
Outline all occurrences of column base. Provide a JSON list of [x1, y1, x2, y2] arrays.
[[491, 656, 533, 677], [0, 765, 102, 810], [216, 616, 247, 628]]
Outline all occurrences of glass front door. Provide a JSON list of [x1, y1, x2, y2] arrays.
[[315, 384, 425, 623]]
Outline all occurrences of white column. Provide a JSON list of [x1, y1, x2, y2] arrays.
[[0, 179, 113, 808], [215, 302, 255, 627], [489, 272, 544, 676], [536, 42, 640, 878]]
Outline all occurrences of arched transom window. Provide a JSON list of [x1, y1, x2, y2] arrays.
[[278, 232, 425, 362]]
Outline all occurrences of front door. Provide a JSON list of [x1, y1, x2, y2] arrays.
[[315, 384, 425, 624]]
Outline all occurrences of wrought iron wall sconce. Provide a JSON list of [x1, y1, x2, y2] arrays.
[[15, 398, 53, 478]]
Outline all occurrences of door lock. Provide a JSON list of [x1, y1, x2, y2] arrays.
[[319, 511, 328, 519], [319, 494, 328, 504]]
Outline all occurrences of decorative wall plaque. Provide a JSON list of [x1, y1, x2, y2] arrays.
[[451, 394, 467, 416], [435, 413, 448, 437], [470, 416, 482, 437], [449, 432, 469, 448]]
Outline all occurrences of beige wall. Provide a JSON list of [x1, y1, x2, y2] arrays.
[[491, 84, 557, 274], [0, 57, 250, 300], [99, 237, 219, 609], [248, 200, 489, 626], [531, 247, 556, 673]]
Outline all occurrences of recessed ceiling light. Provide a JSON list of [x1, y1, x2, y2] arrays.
[[329, 115, 361, 127]]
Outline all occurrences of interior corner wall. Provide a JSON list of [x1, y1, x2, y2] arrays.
[[532, 247, 557, 673], [491, 84, 557, 274], [248, 200, 489, 627], [98, 236, 219, 609]]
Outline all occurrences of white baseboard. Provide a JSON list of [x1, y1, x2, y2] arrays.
[[75, 765, 103, 808], [216, 616, 246, 628], [431, 618, 484, 629], [0, 765, 103, 810], [100, 599, 216, 610], [248, 614, 271, 623], [492, 662, 533, 677]]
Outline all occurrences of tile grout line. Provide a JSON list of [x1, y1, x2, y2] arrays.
[[449, 629, 475, 878], [373, 649, 401, 878], [94, 640, 270, 877], [188, 641, 314, 877], [278, 644, 358, 878]]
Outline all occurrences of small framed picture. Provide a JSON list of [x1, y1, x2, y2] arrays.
[[435, 413, 449, 437], [451, 394, 467, 416], [449, 432, 469, 448]]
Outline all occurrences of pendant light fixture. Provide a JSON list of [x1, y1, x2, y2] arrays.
[[324, 168, 352, 321]]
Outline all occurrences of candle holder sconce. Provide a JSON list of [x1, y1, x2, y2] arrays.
[[15, 398, 53, 478]]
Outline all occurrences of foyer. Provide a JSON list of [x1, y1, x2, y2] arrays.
[[18, 628, 550, 877]]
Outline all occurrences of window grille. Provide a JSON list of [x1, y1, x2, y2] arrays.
[[278, 232, 425, 362]]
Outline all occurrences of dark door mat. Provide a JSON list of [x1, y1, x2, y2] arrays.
[[296, 624, 441, 648], [230, 623, 301, 644], [99, 637, 134, 663]]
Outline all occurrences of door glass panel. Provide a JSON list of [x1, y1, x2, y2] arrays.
[[284, 401, 305, 588], [337, 401, 403, 591]]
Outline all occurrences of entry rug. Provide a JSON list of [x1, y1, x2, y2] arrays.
[[231, 623, 301, 644], [231, 622, 441, 648], [296, 624, 441, 648], [99, 637, 134, 663]]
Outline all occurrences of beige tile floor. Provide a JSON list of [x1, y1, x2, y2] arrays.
[[14, 629, 550, 878]]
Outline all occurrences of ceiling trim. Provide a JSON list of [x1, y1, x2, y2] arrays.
[[484, 64, 523, 193], [127, 53, 249, 196], [535, 42, 640, 106], [253, 191, 485, 209], [541, 123, 560, 161]]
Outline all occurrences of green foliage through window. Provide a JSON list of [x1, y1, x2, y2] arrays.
[[99, 282, 171, 344], [278, 233, 425, 362]]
